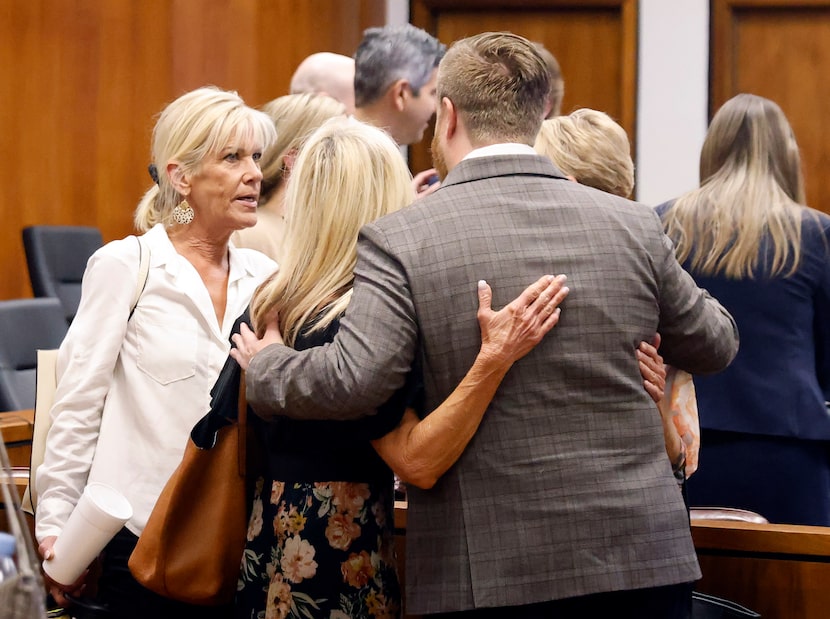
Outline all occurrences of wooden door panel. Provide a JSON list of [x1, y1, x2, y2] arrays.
[[410, 0, 637, 175], [712, 1, 830, 214]]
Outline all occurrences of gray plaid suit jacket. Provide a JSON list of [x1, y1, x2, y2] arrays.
[[247, 154, 739, 614]]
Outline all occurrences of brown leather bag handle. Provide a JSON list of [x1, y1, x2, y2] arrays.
[[237, 370, 247, 478]]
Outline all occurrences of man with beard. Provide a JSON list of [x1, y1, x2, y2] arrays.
[[237, 32, 739, 618], [352, 23, 445, 198]]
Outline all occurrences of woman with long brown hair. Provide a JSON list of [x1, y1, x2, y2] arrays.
[[658, 93, 830, 525]]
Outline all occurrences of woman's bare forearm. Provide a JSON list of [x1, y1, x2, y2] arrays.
[[372, 350, 513, 489], [372, 275, 569, 488]]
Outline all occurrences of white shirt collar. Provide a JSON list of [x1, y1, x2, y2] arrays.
[[463, 143, 538, 160]]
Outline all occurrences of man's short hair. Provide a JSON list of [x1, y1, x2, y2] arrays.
[[437, 32, 550, 145], [354, 24, 446, 108]]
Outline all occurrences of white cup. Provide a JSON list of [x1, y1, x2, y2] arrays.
[[43, 482, 133, 586]]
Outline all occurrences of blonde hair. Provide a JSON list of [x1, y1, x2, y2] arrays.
[[535, 109, 634, 198], [662, 93, 808, 278], [250, 118, 414, 343], [437, 32, 549, 145], [134, 86, 276, 231], [258, 93, 346, 202]]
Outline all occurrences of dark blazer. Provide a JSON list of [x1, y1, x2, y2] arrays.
[[656, 203, 830, 440], [247, 154, 739, 613]]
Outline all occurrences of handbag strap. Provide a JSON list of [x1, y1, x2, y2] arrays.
[[237, 371, 247, 477], [129, 235, 150, 319], [24, 234, 151, 516]]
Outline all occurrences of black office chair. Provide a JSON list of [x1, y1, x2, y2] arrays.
[[0, 298, 67, 411], [22, 225, 103, 324]]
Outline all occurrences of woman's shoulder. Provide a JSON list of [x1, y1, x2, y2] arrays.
[[796, 208, 830, 255], [94, 224, 169, 259], [231, 226, 283, 263], [800, 207, 830, 231], [296, 315, 341, 350], [87, 233, 145, 273], [654, 198, 677, 217]]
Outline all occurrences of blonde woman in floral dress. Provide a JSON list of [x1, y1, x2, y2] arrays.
[[231, 117, 577, 619]]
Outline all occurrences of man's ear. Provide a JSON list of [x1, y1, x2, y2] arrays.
[[166, 162, 189, 194], [389, 79, 409, 112], [440, 97, 458, 140]]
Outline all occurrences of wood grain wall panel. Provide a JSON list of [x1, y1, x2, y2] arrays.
[[410, 0, 637, 176], [92, 1, 173, 236], [170, 0, 265, 98], [712, 0, 830, 215], [0, 0, 383, 301]]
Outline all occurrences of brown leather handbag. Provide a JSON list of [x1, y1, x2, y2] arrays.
[[128, 370, 250, 606]]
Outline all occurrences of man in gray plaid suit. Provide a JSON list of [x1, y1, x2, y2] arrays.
[[242, 32, 738, 618]]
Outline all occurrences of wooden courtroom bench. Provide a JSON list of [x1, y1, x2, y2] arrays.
[[0, 409, 34, 534], [0, 408, 34, 468], [691, 518, 830, 619], [9, 423, 826, 618]]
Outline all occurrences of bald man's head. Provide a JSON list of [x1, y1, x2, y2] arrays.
[[290, 52, 356, 114]]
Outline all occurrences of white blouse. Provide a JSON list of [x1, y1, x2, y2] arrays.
[[35, 224, 276, 540]]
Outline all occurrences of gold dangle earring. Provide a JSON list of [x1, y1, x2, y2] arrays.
[[172, 199, 195, 225]]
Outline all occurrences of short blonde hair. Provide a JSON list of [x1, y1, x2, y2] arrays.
[[534, 108, 634, 198], [250, 118, 414, 342], [134, 86, 276, 231], [258, 93, 346, 202]]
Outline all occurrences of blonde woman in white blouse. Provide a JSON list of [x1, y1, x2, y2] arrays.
[[35, 86, 277, 619]]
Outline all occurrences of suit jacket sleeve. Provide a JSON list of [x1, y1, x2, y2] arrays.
[[651, 211, 740, 373], [814, 273, 830, 402], [810, 219, 830, 400], [246, 223, 419, 421]]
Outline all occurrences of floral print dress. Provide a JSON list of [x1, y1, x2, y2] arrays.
[[235, 317, 411, 619], [237, 478, 400, 619]]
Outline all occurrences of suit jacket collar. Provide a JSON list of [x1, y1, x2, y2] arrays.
[[441, 153, 570, 190]]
